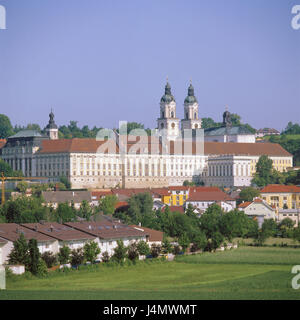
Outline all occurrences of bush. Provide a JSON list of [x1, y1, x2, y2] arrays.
[[58, 246, 71, 265], [70, 248, 85, 266], [127, 243, 139, 261], [173, 245, 181, 255], [41, 252, 57, 268], [150, 244, 161, 258], [36, 259, 48, 277], [101, 251, 110, 263]]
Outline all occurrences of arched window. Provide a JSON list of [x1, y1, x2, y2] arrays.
[[194, 112, 197, 119], [161, 123, 164, 129], [171, 111, 174, 118], [195, 124, 198, 129], [186, 112, 188, 119], [162, 111, 165, 118]]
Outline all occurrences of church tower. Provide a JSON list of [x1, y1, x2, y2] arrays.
[[45, 110, 58, 140], [157, 81, 180, 141], [181, 82, 202, 130]]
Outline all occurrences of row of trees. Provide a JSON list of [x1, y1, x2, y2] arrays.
[[0, 196, 97, 224]]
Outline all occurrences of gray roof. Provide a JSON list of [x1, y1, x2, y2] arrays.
[[42, 191, 92, 204], [8, 130, 44, 139], [204, 126, 254, 136]]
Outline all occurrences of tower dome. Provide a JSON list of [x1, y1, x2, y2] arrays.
[[160, 82, 175, 103], [184, 83, 198, 104]]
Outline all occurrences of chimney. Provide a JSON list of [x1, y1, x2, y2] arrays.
[[72, 192, 75, 197], [113, 225, 117, 229], [88, 225, 92, 230], [50, 225, 54, 232], [138, 222, 141, 227], [34, 225, 38, 232]]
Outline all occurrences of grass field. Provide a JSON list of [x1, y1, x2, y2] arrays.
[[1, 246, 300, 300]]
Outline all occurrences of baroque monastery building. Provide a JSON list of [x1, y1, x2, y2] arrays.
[[0, 82, 294, 188]]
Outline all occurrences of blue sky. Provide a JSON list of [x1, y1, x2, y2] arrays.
[[0, 0, 299, 131]]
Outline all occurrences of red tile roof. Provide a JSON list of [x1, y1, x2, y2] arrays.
[[130, 225, 163, 242], [115, 201, 129, 209], [21, 222, 96, 241], [187, 191, 235, 202], [36, 138, 291, 157], [203, 142, 292, 157], [65, 221, 148, 240], [38, 138, 119, 154], [260, 185, 300, 193], [0, 223, 56, 242], [91, 190, 113, 200], [162, 206, 185, 214], [238, 201, 252, 208]]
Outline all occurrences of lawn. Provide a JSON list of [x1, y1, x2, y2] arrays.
[[1, 247, 300, 300]]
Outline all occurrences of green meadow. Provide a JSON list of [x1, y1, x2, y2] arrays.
[[1, 247, 300, 300]]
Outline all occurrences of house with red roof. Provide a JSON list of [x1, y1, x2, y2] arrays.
[[260, 184, 300, 210], [238, 198, 276, 227], [185, 190, 236, 212]]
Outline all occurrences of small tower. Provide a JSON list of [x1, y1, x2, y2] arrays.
[[45, 110, 58, 140], [181, 82, 202, 130], [157, 81, 180, 141]]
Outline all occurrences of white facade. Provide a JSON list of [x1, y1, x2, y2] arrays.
[[238, 200, 276, 221], [185, 200, 236, 212], [205, 134, 255, 143], [204, 155, 252, 187]]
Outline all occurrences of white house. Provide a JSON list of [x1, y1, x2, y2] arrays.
[[65, 220, 148, 260], [185, 190, 236, 212], [0, 223, 58, 265], [238, 198, 276, 227]]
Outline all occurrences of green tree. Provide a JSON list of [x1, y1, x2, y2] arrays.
[[28, 239, 40, 275], [161, 238, 173, 254], [55, 202, 77, 223], [190, 232, 207, 252], [58, 245, 71, 265], [252, 155, 273, 187], [112, 240, 127, 263], [178, 233, 190, 253], [16, 181, 28, 194], [83, 241, 100, 263], [2, 196, 47, 223], [36, 259, 48, 277], [59, 176, 71, 190], [262, 219, 278, 237], [137, 241, 150, 256], [79, 200, 93, 221], [127, 193, 154, 225], [0, 114, 14, 138], [99, 195, 118, 215], [210, 232, 224, 251], [8, 233, 30, 267], [239, 187, 260, 203]]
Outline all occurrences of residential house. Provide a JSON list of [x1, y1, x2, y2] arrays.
[[185, 190, 236, 212], [21, 222, 97, 253], [130, 225, 164, 246], [42, 190, 92, 209], [278, 209, 300, 227], [238, 198, 276, 228], [0, 223, 58, 265], [260, 185, 300, 210], [64, 220, 148, 259]]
